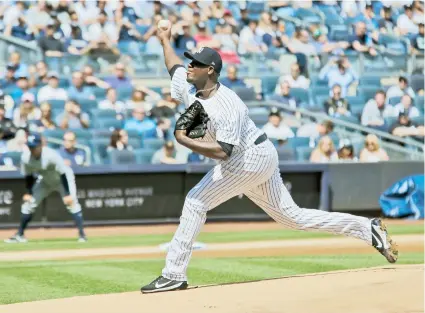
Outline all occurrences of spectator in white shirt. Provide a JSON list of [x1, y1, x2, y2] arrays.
[[319, 57, 359, 98], [88, 10, 118, 43], [397, 5, 419, 35], [74, 0, 100, 26], [395, 94, 420, 118], [386, 76, 416, 103], [287, 29, 317, 57], [361, 90, 397, 130], [37, 71, 68, 103], [275, 63, 310, 92], [262, 111, 295, 140], [99, 87, 126, 117], [238, 20, 266, 55]]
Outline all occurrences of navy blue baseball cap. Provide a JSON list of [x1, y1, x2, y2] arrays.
[[184, 47, 223, 74], [27, 133, 42, 148]]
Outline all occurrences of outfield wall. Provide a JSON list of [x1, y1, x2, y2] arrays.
[[0, 161, 422, 228]]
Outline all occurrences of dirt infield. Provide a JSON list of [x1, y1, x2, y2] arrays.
[[0, 220, 422, 239], [2, 264, 423, 313]]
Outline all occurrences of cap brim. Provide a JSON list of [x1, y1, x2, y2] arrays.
[[183, 51, 209, 66]]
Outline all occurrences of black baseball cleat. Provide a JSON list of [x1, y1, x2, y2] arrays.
[[141, 276, 188, 294], [371, 218, 398, 263]]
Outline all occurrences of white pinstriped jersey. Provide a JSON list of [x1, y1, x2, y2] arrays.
[[171, 66, 263, 159]]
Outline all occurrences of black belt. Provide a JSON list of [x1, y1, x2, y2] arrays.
[[254, 133, 268, 145]]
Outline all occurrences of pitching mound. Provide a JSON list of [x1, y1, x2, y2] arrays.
[[2, 265, 423, 313]]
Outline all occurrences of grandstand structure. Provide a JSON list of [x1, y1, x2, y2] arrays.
[[0, 0, 423, 167]]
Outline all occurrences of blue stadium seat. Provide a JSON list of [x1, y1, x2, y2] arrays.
[[359, 86, 380, 102], [315, 95, 328, 108], [90, 109, 117, 119], [335, 115, 360, 124], [78, 98, 98, 111], [249, 113, 269, 126], [384, 117, 398, 128], [290, 88, 310, 105], [388, 96, 402, 106], [128, 138, 142, 149], [411, 116, 424, 126], [359, 76, 382, 87], [310, 75, 328, 87], [287, 137, 310, 149], [249, 107, 269, 115], [93, 87, 107, 99], [295, 147, 313, 161], [276, 146, 296, 161], [92, 138, 110, 164], [43, 129, 65, 140], [117, 87, 134, 101], [108, 150, 136, 165], [143, 138, 164, 150], [126, 128, 142, 140], [69, 128, 92, 140], [91, 129, 112, 139], [93, 118, 123, 130], [312, 86, 330, 98], [410, 75, 424, 93], [134, 148, 156, 164], [48, 99, 66, 110], [232, 86, 256, 101], [1, 151, 22, 167], [58, 78, 70, 88], [346, 95, 365, 107], [261, 76, 280, 96], [414, 96, 424, 113]]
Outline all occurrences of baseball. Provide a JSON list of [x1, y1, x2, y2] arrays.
[[158, 19, 171, 30]]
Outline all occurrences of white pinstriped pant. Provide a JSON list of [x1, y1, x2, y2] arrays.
[[162, 140, 372, 281]]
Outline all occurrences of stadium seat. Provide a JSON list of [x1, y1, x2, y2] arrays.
[[384, 117, 398, 127], [346, 95, 365, 107], [1, 151, 22, 167], [143, 138, 165, 150], [359, 76, 382, 87], [93, 87, 107, 99], [310, 75, 328, 87], [261, 76, 280, 96], [78, 98, 98, 111], [359, 86, 380, 102], [48, 99, 66, 110], [276, 146, 296, 161], [410, 74, 424, 93], [126, 128, 142, 140], [69, 128, 92, 140], [58, 78, 70, 88], [43, 129, 65, 140], [90, 109, 117, 119], [117, 87, 134, 101], [134, 148, 156, 164], [312, 86, 330, 98], [290, 88, 310, 105], [287, 137, 310, 148], [232, 86, 256, 101], [414, 96, 424, 113], [91, 129, 112, 139], [295, 147, 313, 161], [92, 138, 110, 164], [411, 116, 424, 126], [249, 107, 269, 115], [128, 138, 142, 149], [93, 118, 123, 130], [108, 150, 136, 165], [249, 113, 269, 126], [388, 96, 402, 106]]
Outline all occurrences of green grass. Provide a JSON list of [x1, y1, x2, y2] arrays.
[[0, 252, 423, 305], [0, 224, 422, 252]]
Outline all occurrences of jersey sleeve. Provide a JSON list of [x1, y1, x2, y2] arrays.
[[170, 65, 190, 106], [51, 150, 68, 174], [215, 107, 244, 146]]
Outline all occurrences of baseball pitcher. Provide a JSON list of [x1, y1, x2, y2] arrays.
[[140, 23, 398, 293]]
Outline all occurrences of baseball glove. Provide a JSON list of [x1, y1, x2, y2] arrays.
[[175, 100, 209, 139]]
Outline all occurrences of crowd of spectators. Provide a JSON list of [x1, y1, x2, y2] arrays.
[[0, 0, 423, 167]]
